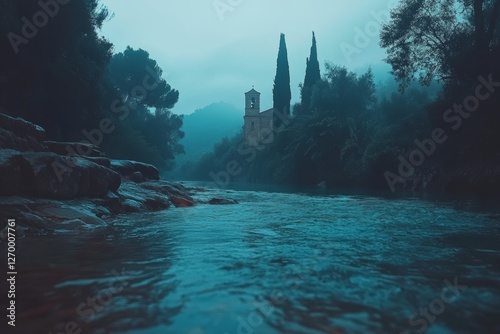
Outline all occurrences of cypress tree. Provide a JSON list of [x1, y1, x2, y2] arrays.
[[273, 33, 291, 129], [301, 31, 321, 112]]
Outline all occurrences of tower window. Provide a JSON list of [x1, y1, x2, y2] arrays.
[[251, 97, 255, 109], [251, 122, 255, 130]]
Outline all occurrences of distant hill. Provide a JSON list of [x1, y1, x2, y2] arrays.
[[179, 102, 243, 163]]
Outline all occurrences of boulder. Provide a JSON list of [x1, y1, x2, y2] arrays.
[[44, 141, 102, 157], [0, 128, 48, 152], [82, 156, 111, 168], [117, 181, 170, 212], [73, 157, 121, 197], [170, 195, 195, 208], [208, 198, 239, 205], [141, 181, 190, 198], [18, 152, 121, 199], [22, 152, 83, 199], [140, 181, 196, 208], [110, 159, 160, 180], [128, 171, 144, 183], [0, 112, 46, 142], [122, 199, 145, 213], [0, 112, 47, 152], [92, 191, 123, 215]]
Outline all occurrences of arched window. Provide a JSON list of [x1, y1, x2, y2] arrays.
[[250, 97, 255, 109]]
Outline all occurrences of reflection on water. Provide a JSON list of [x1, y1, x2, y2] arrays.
[[5, 183, 500, 334], [11, 216, 182, 334]]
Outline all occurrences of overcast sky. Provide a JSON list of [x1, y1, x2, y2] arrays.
[[100, 0, 397, 115]]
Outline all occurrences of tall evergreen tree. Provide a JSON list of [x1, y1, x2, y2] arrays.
[[301, 32, 321, 112], [273, 33, 291, 129]]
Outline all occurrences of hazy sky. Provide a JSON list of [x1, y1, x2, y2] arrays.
[[100, 0, 397, 115]]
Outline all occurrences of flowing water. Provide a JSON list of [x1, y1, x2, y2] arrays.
[[6, 183, 500, 334]]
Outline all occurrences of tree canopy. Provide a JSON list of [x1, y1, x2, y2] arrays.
[[105, 47, 184, 169], [381, 0, 500, 90], [0, 2, 184, 169], [107, 47, 179, 110]]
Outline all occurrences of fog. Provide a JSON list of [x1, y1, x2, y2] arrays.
[[100, 0, 397, 114]]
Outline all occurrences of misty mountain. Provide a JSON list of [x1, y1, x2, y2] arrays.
[[180, 102, 243, 161]]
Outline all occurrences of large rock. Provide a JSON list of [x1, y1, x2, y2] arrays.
[[0, 128, 47, 152], [82, 156, 111, 168], [18, 152, 121, 199], [0, 112, 46, 142], [44, 141, 102, 157], [141, 181, 196, 208], [117, 181, 170, 211], [72, 157, 121, 197], [22, 152, 83, 199], [0, 112, 47, 152], [141, 181, 190, 198], [207, 198, 239, 205], [110, 159, 160, 180], [128, 171, 144, 183], [170, 195, 195, 208], [92, 192, 123, 215]]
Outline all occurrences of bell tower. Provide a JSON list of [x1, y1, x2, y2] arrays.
[[244, 87, 261, 145], [245, 87, 260, 115]]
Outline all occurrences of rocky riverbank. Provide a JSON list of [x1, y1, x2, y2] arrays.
[[0, 112, 237, 240]]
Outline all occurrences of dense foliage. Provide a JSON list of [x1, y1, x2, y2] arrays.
[[381, 0, 500, 163], [0, 0, 183, 169], [185, 63, 439, 188], [104, 47, 184, 168], [187, 0, 500, 191], [0, 0, 112, 138], [2, 0, 498, 186]]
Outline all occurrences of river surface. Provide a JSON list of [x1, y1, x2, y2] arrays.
[[6, 183, 500, 334]]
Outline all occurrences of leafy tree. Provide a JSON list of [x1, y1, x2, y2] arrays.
[[139, 108, 184, 170], [300, 32, 321, 112], [380, 0, 500, 90], [361, 81, 446, 187], [105, 47, 184, 169], [107, 47, 179, 110], [278, 66, 377, 186], [272, 33, 291, 128], [310, 64, 376, 119], [381, 0, 500, 163]]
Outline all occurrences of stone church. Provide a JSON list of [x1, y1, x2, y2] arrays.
[[243, 87, 274, 145]]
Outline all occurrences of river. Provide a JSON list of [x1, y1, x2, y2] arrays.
[[8, 182, 500, 334]]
